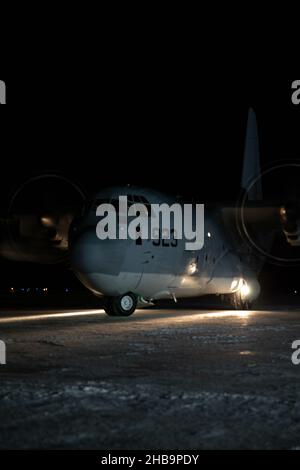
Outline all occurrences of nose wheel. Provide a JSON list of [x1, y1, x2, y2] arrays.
[[104, 293, 137, 317]]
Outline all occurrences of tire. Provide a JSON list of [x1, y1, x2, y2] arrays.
[[104, 293, 137, 317]]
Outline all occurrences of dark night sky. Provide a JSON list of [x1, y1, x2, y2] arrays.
[[0, 71, 299, 292]]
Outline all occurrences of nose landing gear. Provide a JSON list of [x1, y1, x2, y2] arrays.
[[104, 292, 137, 317]]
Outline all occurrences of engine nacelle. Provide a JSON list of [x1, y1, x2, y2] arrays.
[[0, 174, 86, 264], [0, 214, 72, 263], [280, 204, 300, 247]]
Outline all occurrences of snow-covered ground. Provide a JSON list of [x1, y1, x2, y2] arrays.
[[0, 307, 300, 449]]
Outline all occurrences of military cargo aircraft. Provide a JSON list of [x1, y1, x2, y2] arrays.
[[1, 110, 299, 316]]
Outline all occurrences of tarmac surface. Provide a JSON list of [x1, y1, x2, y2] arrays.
[[0, 306, 300, 449]]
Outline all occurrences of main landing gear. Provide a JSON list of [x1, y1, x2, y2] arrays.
[[104, 292, 137, 317], [231, 290, 252, 310], [221, 291, 252, 310]]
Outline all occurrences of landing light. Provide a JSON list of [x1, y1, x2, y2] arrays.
[[240, 281, 251, 298], [232, 278, 251, 298], [188, 262, 197, 275]]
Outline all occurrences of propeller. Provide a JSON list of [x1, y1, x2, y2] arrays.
[[237, 161, 300, 266], [5, 174, 87, 263]]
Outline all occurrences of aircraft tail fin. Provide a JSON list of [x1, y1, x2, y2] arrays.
[[241, 108, 263, 201]]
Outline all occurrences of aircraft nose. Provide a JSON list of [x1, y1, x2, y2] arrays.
[[70, 226, 125, 276]]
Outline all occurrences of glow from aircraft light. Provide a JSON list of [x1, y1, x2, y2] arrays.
[[139, 310, 255, 327], [0, 310, 104, 324], [241, 282, 251, 298], [207, 232, 211, 238], [199, 310, 252, 319], [0, 308, 258, 327], [231, 279, 239, 291], [188, 262, 197, 275]]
